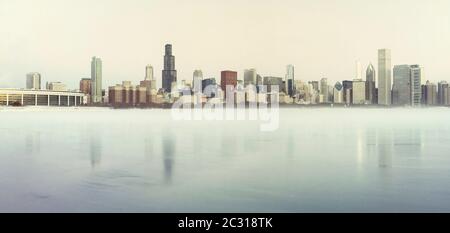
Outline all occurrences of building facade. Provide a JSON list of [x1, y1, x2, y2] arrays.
[[352, 79, 366, 105], [46, 82, 67, 92], [192, 70, 203, 93], [0, 89, 85, 106], [202, 78, 218, 98], [365, 63, 376, 104], [410, 65, 422, 106], [26, 73, 41, 90], [285, 65, 295, 97], [392, 65, 412, 106], [244, 69, 257, 87], [422, 81, 437, 105], [108, 81, 149, 107], [220, 71, 238, 97], [320, 78, 329, 103], [91, 56, 103, 103], [145, 65, 154, 81], [438, 81, 449, 106], [392, 64, 422, 106], [162, 44, 177, 93], [333, 82, 344, 104], [309, 81, 319, 93], [378, 49, 392, 105], [80, 78, 91, 95], [342, 80, 353, 105], [263, 76, 284, 93]]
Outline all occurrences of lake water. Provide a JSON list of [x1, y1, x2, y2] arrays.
[[1, 107, 450, 213]]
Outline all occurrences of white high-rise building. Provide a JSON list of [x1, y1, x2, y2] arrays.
[[410, 65, 422, 106], [192, 70, 203, 93], [145, 65, 154, 81], [378, 49, 392, 105], [26, 72, 41, 90], [91, 57, 103, 103], [320, 78, 329, 103]]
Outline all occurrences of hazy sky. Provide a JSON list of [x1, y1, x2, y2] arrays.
[[1, 0, 450, 89]]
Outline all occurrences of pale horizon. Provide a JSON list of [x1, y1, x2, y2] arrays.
[[1, 0, 450, 90]]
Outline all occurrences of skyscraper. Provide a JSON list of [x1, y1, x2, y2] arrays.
[[365, 63, 376, 104], [320, 78, 329, 103], [378, 49, 392, 105], [162, 44, 177, 93], [392, 65, 412, 106], [438, 81, 449, 105], [192, 70, 203, 93], [244, 69, 257, 87], [410, 65, 422, 106], [422, 81, 437, 105], [26, 72, 41, 90], [392, 64, 422, 106], [145, 65, 154, 81], [286, 65, 295, 97], [91, 57, 103, 103], [141, 64, 157, 92]]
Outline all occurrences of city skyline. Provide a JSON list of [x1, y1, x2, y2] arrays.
[[4, 42, 450, 108], [1, 0, 450, 89]]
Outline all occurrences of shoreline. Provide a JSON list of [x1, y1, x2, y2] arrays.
[[1, 104, 449, 111]]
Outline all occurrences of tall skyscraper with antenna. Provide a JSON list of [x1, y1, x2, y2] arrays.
[[162, 44, 177, 93]]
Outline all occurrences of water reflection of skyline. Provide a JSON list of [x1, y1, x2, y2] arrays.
[[90, 134, 101, 168], [163, 132, 175, 184], [78, 115, 429, 190], [376, 128, 394, 169], [365, 126, 426, 173], [144, 136, 154, 161], [25, 132, 40, 155]]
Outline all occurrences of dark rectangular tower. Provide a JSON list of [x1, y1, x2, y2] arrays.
[[162, 44, 177, 93]]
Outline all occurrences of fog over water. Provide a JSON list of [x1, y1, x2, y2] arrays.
[[1, 107, 450, 212]]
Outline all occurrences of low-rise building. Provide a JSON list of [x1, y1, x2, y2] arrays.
[[0, 89, 85, 106], [46, 82, 67, 92]]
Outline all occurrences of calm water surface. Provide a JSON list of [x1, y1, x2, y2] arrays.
[[1, 107, 450, 212]]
